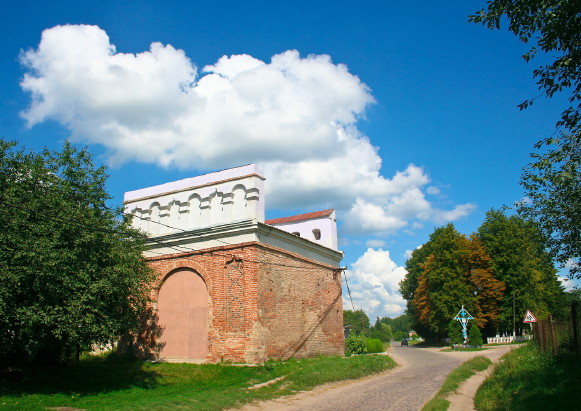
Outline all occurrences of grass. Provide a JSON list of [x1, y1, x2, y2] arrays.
[[474, 342, 581, 410], [422, 356, 491, 411], [0, 354, 395, 410]]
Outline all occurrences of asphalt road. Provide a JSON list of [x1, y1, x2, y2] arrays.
[[237, 344, 514, 411]]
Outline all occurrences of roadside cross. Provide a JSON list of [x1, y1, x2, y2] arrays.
[[453, 305, 474, 345]]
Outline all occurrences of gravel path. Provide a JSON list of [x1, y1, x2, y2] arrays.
[[234, 344, 514, 411]]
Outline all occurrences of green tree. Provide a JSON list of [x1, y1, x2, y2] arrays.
[[470, 1, 581, 279], [477, 210, 565, 333], [403, 224, 505, 339], [0, 140, 155, 365], [374, 314, 412, 337], [518, 134, 580, 279], [448, 319, 463, 347], [369, 321, 393, 342], [343, 309, 370, 335], [468, 323, 484, 347], [400, 243, 435, 338]]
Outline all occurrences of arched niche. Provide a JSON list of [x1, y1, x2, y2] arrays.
[[156, 269, 209, 359]]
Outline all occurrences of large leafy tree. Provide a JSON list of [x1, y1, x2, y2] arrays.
[[403, 224, 505, 339], [399, 240, 435, 338], [519, 134, 580, 278], [477, 210, 565, 333], [470, 1, 581, 278], [343, 309, 370, 335], [0, 140, 155, 365]]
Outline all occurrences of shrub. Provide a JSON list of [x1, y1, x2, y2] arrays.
[[468, 323, 483, 347], [448, 319, 463, 347], [366, 338, 384, 353], [345, 332, 367, 356]]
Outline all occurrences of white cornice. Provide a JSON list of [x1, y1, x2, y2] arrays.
[[144, 219, 343, 266]]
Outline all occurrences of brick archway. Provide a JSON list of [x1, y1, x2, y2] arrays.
[[157, 269, 209, 359]]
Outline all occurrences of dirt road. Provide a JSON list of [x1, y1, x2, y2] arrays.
[[235, 344, 514, 411]]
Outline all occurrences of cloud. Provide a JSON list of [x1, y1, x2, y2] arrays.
[[427, 186, 441, 195], [20, 24, 475, 236], [366, 239, 386, 248], [343, 248, 407, 319]]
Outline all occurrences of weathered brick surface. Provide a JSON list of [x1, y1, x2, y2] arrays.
[[147, 241, 344, 363]]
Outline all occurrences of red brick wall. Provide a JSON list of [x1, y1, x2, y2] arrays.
[[147, 241, 344, 363], [251, 245, 344, 361]]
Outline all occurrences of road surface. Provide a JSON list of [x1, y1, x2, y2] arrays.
[[235, 344, 513, 411]]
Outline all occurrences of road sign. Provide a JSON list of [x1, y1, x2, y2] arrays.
[[523, 310, 537, 323]]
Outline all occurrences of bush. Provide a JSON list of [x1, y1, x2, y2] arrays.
[[448, 320, 463, 347], [366, 338, 384, 353], [468, 323, 483, 347], [345, 332, 367, 356]]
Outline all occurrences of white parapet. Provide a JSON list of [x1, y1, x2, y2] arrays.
[[265, 209, 338, 251], [124, 164, 266, 237]]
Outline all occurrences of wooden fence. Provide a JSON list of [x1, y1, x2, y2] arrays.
[[533, 301, 580, 354]]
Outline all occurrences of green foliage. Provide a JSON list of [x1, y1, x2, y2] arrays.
[[400, 243, 434, 338], [468, 323, 483, 348], [393, 330, 407, 341], [0, 354, 395, 409], [0, 140, 155, 365], [403, 224, 505, 339], [475, 343, 581, 410], [470, 1, 581, 131], [368, 322, 393, 342], [344, 332, 367, 356], [374, 314, 411, 336], [447, 320, 463, 347], [477, 210, 565, 333], [470, 1, 581, 279], [343, 309, 370, 335], [365, 338, 384, 353], [519, 133, 581, 279]]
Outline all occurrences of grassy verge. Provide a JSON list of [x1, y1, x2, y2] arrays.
[[0, 354, 394, 410], [440, 347, 486, 352], [422, 356, 491, 411], [474, 343, 581, 410]]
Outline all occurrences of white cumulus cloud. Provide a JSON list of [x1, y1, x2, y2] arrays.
[[20, 24, 475, 236], [343, 248, 407, 319]]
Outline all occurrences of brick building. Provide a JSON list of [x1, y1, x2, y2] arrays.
[[124, 164, 344, 363]]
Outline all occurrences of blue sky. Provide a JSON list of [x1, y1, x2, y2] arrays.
[[1, 1, 575, 319]]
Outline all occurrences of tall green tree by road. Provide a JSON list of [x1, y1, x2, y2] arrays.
[[343, 309, 370, 335], [477, 210, 565, 333], [470, 1, 581, 278], [402, 224, 505, 339], [399, 241, 435, 338], [0, 140, 155, 365], [374, 314, 412, 336]]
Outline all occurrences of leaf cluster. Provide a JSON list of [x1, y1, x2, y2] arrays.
[[0, 140, 155, 365], [401, 224, 505, 339], [477, 210, 566, 331], [470, 1, 581, 279], [470, 0, 581, 130], [344, 332, 367, 356]]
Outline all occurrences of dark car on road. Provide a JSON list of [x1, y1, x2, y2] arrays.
[[401, 338, 408, 346]]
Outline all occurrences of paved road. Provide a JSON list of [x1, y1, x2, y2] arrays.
[[236, 344, 513, 411]]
